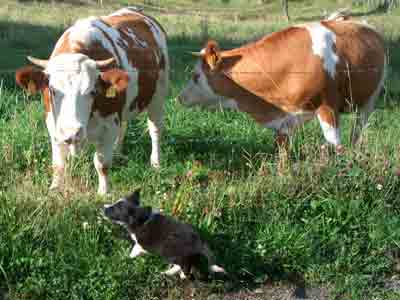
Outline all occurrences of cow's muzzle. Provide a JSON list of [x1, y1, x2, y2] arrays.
[[60, 127, 84, 145], [177, 92, 192, 107], [176, 93, 184, 104]]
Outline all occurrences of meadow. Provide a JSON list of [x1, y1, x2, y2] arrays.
[[1, 0, 400, 299]]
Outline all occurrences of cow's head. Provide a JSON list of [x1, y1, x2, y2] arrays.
[[15, 53, 129, 154], [178, 40, 231, 108]]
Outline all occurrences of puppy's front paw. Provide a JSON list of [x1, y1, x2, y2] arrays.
[[129, 244, 147, 258], [162, 264, 186, 280]]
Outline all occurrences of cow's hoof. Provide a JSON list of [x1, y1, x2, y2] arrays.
[[151, 161, 161, 169], [97, 188, 110, 196], [49, 182, 62, 192], [335, 144, 345, 155]]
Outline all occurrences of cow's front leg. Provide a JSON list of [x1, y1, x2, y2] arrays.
[[115, 120, 128, 156], [93, 120, 120, 195], [50, 140, 68, 191], [94, 142, 114, 195], [94, 124, 120, 195], [147, 98, 164, 168]]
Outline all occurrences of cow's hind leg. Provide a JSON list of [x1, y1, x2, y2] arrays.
[[317, 104, 342, 153], [269, 112, 314, 167], [147, 70, 167, 168], [350, 100, 374, 146], [350, 74, 384, 145]]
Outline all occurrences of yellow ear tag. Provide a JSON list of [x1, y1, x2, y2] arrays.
[[27, 80, 36, 95], [106, 86, 117, 98]]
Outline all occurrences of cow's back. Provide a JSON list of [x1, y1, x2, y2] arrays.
[[219, 20, 385, 113], [50, 8, 168, 116]]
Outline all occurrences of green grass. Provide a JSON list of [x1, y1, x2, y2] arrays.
[[2, 0, 400, 299]]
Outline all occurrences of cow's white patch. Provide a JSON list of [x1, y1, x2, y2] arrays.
[[146, 65, 168, 168], [303, 23, 339, 78], [125, 27, 148, 48], [147, 118, 161, 168], [66, 16, 140, 117], [179, 61, 226, 107], [67, 17, 99, 48], [109, 7, 142, 17], [317, 116, 340, 145], [264, 111, 314, 134], [91, 113, 120, 195], [45, 53, 98, 143]]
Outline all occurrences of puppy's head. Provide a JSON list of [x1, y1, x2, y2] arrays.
[[103, 189, 153, 228]]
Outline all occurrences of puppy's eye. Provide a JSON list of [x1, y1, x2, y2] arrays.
[[90, 90, 97, 97], [193, 73, 200, 83]]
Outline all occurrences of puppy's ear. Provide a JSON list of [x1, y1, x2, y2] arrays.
[[126, 188, 141, 206]]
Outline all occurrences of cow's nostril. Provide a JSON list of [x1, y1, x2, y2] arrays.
[[64, 137, 73, 145], [176, 94, 183, 103], [61, 127, 84, 144]]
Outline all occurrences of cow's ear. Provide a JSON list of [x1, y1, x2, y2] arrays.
[[99, 69, 129, 98], [204, 40, 222, 71], [15, 66, 48, 95]]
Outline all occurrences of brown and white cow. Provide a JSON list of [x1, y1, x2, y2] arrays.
[[16, 8, 169, 195], [178, 14, 386, 151]]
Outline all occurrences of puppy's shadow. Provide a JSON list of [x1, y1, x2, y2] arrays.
[[198, 227, 307, 295]]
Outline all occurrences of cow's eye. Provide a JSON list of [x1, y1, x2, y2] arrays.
[[193, 73, 200, 83]]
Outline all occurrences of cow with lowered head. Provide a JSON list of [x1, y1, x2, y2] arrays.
[[16, 8, 169, 195], [178, 12, 385, 151]]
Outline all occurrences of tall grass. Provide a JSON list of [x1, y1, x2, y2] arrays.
[[1, 0, 400, 299]]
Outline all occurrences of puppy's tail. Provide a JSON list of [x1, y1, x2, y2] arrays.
[[202, 244, 226, 274]]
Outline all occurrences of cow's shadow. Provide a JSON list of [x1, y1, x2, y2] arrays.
[[168, 131, 275, 168]]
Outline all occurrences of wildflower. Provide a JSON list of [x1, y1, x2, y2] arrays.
[[377, 184, 383, 191]]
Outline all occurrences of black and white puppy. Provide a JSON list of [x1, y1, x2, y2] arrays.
[[103, 189, 226, 279]]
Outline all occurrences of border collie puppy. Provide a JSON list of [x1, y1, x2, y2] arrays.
[[103, 189, 226, 279]]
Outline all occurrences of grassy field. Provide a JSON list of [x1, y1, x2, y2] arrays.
[[2, 0, 400, 299]]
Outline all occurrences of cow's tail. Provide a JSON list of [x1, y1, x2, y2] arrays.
[[126, 6, 144, 12], [201, 243, 226, 274], [325, 8, 351, 21]]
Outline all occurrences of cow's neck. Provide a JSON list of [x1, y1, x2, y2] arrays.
[[205, 52, 284, 124]]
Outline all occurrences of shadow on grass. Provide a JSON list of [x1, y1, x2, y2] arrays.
[[195, 211, 309, 297], [169, 132, 275, 169], [0, 18, 244, 87]]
